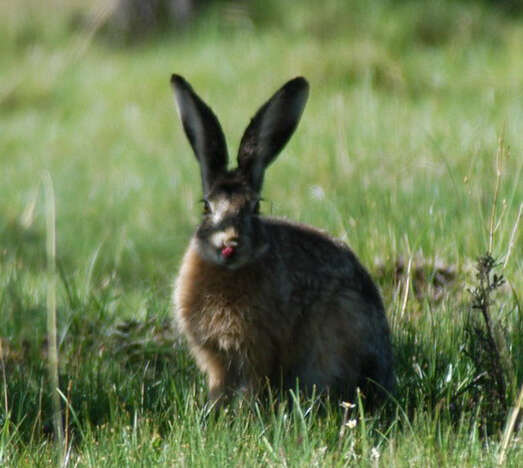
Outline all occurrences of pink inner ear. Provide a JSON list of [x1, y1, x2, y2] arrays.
[[221, 246, 235, 258]]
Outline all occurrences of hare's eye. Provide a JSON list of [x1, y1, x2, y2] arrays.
[[252, 200, 261, 214], [202, 200, 211, 215]]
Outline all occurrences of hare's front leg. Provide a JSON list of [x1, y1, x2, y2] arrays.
[[194, 346, 240, 406], [193, 347, 226, 404]]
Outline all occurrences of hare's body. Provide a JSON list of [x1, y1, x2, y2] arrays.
[[170, 75, 394, 405], [175, 217, 393, 402]]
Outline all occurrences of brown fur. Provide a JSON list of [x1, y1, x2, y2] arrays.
[[170, 75, 394, 406]]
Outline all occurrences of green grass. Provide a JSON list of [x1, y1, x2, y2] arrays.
[[1, 0, 522, 466]]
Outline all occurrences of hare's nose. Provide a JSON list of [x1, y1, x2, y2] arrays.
[[210, 226, 239, 250], [222, 226, 239, 245], [224, 237, 238, 247]]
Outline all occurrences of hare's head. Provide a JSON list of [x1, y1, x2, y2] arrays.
[[171, 75, 309, 269]]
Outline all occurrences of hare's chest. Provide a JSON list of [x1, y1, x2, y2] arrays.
[[174, 245, 262, 352], [197, 292, 253, 352]]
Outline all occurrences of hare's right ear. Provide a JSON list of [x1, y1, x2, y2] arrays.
[[171, 74, 228, 195], [237, 77, 309, 192]]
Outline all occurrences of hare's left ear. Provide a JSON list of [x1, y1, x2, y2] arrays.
[[171, 74, 228, 195], [237, 77, 309, 192]]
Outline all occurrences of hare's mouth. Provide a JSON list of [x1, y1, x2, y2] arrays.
[[221, 246, 236, 258]]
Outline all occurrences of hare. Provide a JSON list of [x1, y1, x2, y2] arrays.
[[171, 75, 394, 407]]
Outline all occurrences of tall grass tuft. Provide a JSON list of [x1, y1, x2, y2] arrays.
[[466, 253, 508, 427], [464, 136, 519, 434]]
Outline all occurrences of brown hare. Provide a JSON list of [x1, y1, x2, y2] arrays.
[[171, 75, 394, 407]]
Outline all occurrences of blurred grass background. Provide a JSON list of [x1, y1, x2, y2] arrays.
[[1, 0, 522, 465]]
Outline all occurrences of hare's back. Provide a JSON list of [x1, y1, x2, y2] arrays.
[[263, 217, 384, 311]]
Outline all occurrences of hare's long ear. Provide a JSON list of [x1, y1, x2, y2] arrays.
[[237, 77, 309, 192], [171, 74, 228, 194]]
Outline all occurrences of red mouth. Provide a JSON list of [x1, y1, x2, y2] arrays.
[[221, 246, 236, 258]]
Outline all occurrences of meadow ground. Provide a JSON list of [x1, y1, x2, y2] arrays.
[[1, 0, 522, 466]]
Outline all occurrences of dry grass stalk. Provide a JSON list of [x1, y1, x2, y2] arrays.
[[498, 384, 523, 466], [43, 172, 64, 464], [503, 202, 522, 269], [488, 132, 506, 253], [0, 339, 8, 415]]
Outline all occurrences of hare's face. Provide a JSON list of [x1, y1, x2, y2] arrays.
[[171, 74, 308, 269], [195, 177, 267, 269]]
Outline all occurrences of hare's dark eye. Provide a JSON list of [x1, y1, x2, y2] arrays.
[[201, 200, 211, 215], [252, 199, 261, 214]]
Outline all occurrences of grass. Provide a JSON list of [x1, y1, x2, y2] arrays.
[[1, 0, 522, 465]]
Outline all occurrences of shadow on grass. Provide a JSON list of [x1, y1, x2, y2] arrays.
[[1, 315, 199, 441], [1, 311, 482, 445]]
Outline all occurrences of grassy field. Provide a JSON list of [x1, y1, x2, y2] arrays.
[[1, 0, 522, 465]]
